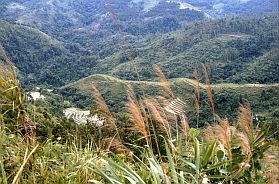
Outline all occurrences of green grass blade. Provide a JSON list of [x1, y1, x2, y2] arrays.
[[201, 141, 216, 168], [164, 138, 179, 183], [204, 161, 230, 172], [108, 157, 146, 184], [91, 162, 120, 184], [180, 159, 197, 171], [0, 158, 8, 184], [194, 138, 200, 183]]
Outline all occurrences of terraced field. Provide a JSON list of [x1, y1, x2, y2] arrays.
[[60, 74, 279, 124]]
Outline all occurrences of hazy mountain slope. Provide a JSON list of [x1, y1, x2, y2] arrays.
[[0, 0, 205, 37], [185, 0, 278, 15], [0, 16, 278, 87], [1, 0, 277, 39], [129, 0, 278, 16]]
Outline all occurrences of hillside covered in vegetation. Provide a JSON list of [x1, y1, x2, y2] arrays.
[[1, 60, 278, 183], [0, 0, 279, 183], [1, 16, 278, 87]]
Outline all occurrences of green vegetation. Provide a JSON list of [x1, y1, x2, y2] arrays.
[[1, 60, 278, 183], [0, 1, 278, 183], [0, 16, 278, 87], [0, 0, 205, 36], [186, 0, 278, 15], [60, 73, 279, 132]]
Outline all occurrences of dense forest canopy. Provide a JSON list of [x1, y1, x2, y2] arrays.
[[0, 15, 278, 87]]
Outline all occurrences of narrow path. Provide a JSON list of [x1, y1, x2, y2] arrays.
[[64, 74, 279, 89]]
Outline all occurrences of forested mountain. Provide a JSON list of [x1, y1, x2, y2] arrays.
[[185, 0, 278, 15], [0, 0, 277, 37], [0, 16, 278, 87], [0, 0, 205, 37], [107, 16, 279, 84], [0, 0, 278, 88]]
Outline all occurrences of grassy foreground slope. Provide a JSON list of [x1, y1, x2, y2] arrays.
[[1, 68, 279, 183]]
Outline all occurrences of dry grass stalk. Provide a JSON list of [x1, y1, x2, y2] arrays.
[[237, 102, 253, 161], [181, 115, 190, 140], [193, 68, 201, 128], [92, 84, 111, 115], [106, 137, 128, 154], [156, 96, 175, 119], [144, 98, 170, 136], [156, 96, 176, 122], [204, 114, 237, 162], [162, 97, 187, 142], [204, 125, 215, 142], [236, 102, 254, 174], [127, 84, 149, 127], [153, 65, 175, 100], [126, 86, 149, 145], [92, 84, 116, 129], [214, 115, 232, 159], [238, 102, 252, 136], [203, 115, 233, 159], [237, 132, 251, 156], [156, 96, 170, 107], [234, 134, 252, 178], [21, 115, 36, 146], [155, 96, 177, 137], [263, 145, 279, 184], [193, 69, 200, 112], [143, 97, 163, 160], [92, 84, 122, 149], [12, 144, 39, 184], [138, 98, 152, 143], [202, 64, 215, 115]]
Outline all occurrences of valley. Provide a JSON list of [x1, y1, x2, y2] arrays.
[[1, 5, 278, 128], [0, 0, 278, 183], [1, 15, 278, 88]]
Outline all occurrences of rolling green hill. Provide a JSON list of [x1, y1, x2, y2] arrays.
[[60, 74, 279, 127]]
